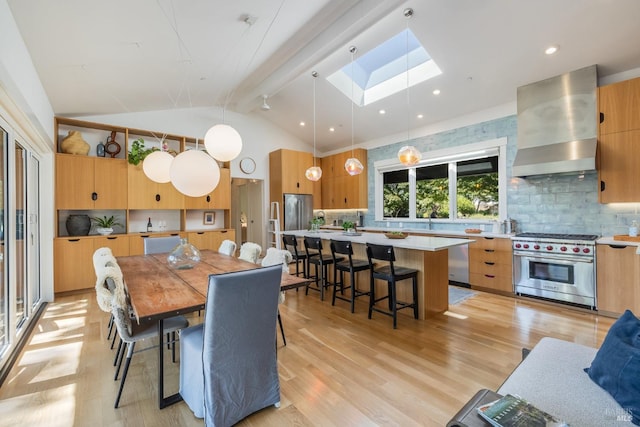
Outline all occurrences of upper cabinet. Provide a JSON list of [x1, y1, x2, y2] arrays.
[[185, 167, 231, 209], [598, 77, 640, 203], [321, 149, 368, 209], [598, 76, 640, 135], [269, 149, 316, 195], [55, 154, 128, 209], [127, 163, 185, 209]]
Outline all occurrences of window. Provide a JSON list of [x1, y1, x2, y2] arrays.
[[375, 138, 507, 222]]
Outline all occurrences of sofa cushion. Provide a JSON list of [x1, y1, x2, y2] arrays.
[[498, 337, 631, 426], [585, 310, 640, 425]]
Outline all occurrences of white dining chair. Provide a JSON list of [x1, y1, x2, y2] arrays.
[[238, 242, 262, 264], [261, 247, 293, 346], [218, 239, 237, 256]]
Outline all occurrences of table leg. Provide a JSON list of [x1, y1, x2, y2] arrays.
[[158, 318, 184, 409]]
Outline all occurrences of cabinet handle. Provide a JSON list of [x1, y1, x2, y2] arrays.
[[484, 249, 495, 253], [344, 198, 347, 203], [140, 235, 150, 238], [206, 195, 211, 203], [156, 194, 161, 202], [197, 232, 205, 235], [68, 239, 81, 242], [484, 274, 495, 278], [107, 236, 117, 240], [599, 112, 604, 124], [296, 182, 300, 188], [221, 230, 228, 233], [484, 261, 495, 265], [608, 245, 627, 249], [92, 192, 98, 201], [170, 233, 179, 236], [484, 237, 494, 240], [600, 181, 605, 192]]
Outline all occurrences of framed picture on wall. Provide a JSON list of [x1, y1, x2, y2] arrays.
[[203, 211, 215, 225]]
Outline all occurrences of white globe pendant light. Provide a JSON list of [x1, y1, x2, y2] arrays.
[[170, 149, 220, 197], [204, 124, 243, 162], [142, 150, 174, 183]]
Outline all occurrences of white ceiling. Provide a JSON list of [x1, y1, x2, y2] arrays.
[[8, 0, 640, 153]]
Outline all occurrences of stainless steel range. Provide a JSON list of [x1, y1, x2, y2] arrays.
[[512, 233, 598, 309]]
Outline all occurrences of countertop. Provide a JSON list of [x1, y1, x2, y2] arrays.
[[283, 229, 472, 252], [319, 225, 514, 239], [597, 236, 640, 246]]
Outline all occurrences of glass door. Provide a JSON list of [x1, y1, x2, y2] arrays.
[[14, 143, 26, 329], [28, 155, 40, 310], [0, 125, 6, 355]]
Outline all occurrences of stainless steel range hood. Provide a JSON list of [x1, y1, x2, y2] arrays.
[[513, 65, 598, 177]]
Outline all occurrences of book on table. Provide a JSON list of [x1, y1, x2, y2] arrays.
[[476, 394, 569, 427]]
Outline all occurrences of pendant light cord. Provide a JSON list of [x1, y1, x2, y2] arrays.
[[406, 15, 410, 143], [350, 47, 356, 157], [312, 71, 317, 167]]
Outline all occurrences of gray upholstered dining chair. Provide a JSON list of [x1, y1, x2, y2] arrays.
[[143, 235, 181, 254], [179, 264, 282, 426]]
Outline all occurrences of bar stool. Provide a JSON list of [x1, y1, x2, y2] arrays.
[[304, 236, 343, 301], [330, 239, 371, 313], [366, 243, 419, 329], [282, 234, 308, 277]]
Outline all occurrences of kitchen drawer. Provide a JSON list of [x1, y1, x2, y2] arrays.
[[469, 259, 512, 278], [469, 271, 513, 293], [469, 247, 512, 264], [472, 237, 512, 251]]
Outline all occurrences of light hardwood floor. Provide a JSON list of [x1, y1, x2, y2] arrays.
[[0, 287, 614, 426]]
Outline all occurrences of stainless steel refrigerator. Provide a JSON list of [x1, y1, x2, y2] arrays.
[[283, 193, 313, 231]]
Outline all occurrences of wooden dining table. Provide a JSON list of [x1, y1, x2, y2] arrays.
[[117, 250, 311, 409]]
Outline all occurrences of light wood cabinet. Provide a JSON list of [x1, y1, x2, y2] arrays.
[[468, 237, 513, 293], [184, 168, 231, 209], [269, 149, 321, 228], [320, 148, 367, 209], [93, 235, 130, 256], [127, 164, 184, 209], [55, 154, 128, 209], [54, 237, 95, 293], [596, 243, 640, 316], [186, 229, 235, 251], [598, 130, 640, 203], [128, 232, 184, 256], [598, 77, 640, 203], [598, 76, 640, 135]]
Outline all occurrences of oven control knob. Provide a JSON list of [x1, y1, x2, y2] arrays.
[[583, 248, 591, 254], [534, 244, 540, 250], [573, 247, 580, 253], [546, 245, 553, 251], [515, 243, 521, 249], [560, 246, 567, 252], [523, 244, 529, 249]]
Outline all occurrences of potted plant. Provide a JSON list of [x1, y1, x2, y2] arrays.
[[91, 215, 122, 235], [127, 138, 155, 165], [342, 221, 356, 233]]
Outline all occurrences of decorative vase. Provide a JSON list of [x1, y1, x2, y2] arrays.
[[96, 227, 113, 236], [60, 130, 90, 155], [167, 238, 201, 269], [66, 214, 91, 236]]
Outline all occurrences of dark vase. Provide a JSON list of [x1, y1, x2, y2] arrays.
[[66, 214, 91, 236]]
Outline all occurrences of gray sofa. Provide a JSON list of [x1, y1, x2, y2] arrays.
[[497, 337, 633, 426]]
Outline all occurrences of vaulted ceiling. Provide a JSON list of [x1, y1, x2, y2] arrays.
[[8, 0, 640, 153]]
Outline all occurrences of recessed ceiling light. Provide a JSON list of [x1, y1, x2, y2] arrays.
[[545, 45, 558, 55], [329, 127, 335, 132], [417, 114, 424, 119], [299, 121, 305, 126], [433, 89, 441, 95], [379, 109, 386, 115]]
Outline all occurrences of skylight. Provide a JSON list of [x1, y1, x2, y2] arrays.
[[327, 29, 441, 106]]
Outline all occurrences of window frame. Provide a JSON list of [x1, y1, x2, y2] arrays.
[[374, 138, 508, 223]]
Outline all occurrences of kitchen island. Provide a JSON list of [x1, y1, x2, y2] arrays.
[[283, 230, 472, 319]]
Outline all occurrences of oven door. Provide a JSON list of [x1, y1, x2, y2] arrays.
[[513, 251, 595, 307]]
